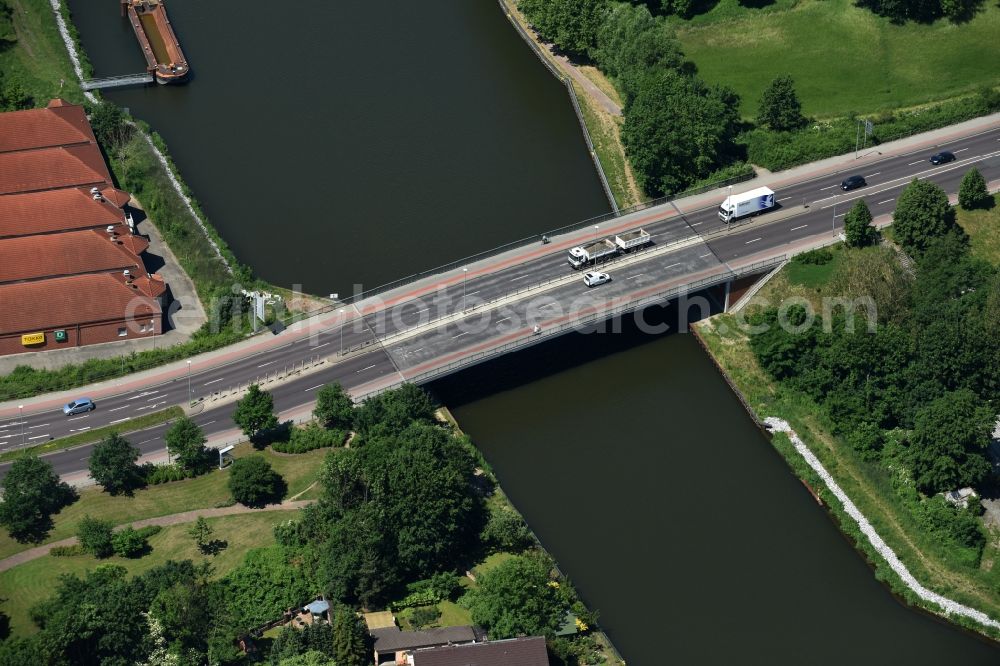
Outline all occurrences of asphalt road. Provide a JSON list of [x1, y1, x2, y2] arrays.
[[2, 125, 998, 479]]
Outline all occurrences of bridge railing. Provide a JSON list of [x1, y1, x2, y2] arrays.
[[352, 256, 786, 401]]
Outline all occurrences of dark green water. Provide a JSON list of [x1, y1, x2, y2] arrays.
[[434, 307, 1000, 665], [66, 0, 609, 296]]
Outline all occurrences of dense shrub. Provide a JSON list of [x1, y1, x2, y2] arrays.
[[49, 544, 86, 557], [112, 526, 148, 558], [77, 516, 115, 558], [272, 424, 346, 454], [228, 456, 285, 508], [144, 463, 194, 485], [792, 248, 834, 266]]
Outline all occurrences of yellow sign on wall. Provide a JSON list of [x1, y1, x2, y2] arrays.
[[21, 332, 45, 346]]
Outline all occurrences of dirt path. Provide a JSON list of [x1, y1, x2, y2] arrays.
[[0, 499, 312, 573]]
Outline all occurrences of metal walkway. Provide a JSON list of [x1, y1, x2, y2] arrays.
[[81, 73, 154, 91]]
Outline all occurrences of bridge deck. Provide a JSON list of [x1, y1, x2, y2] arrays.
[[81, 74, 154, 91]]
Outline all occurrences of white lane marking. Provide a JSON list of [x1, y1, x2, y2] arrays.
[[834, 213, 846, 218], [495, 317, 510, 324], [778, 197, 792, 202], [452, 331, 469, 339], [200, 421, 216, 427], [665, 263, 682, 269], [510, 275, 530, 281], [28, 423, 50, 429], [908, 160, 924, 165], [413, 307, 430, 314], [700, 253, 713, 258], [819, 185, 837, 190], [138, 439, 152, 445], [131, 390, 159, 399], [689, 222, 703, 227], [146, 395, 162, 401], [109, 418, 130, 424], [955, 148, 968, 153], [69, 427, 90, 433], [745, 238, 762, 244], [467, 290, 480, 296], [538, 303, 557, 309], [304, 384, 324, 392], [357, 364, 377, 373], [204, 378, 224, 385], [107, 405, 129, 412], [877, 199, 894, 205], [864, 172, 880, 178], [257, 361, 275, 368], [790, 224, 808, 231], [28, 434, 48, 440], [625, 274, 642, 280], [814, 195, 837, 204], [313, 342, 330, 348], [411, 347, 424, 353]]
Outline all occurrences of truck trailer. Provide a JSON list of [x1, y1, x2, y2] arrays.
[[567, 228, 652, 269], [718, 187, 775, 223], [614, 228, 652, 252]]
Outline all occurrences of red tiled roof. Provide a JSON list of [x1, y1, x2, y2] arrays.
[[0, 100, 96, 154], [133, 272, 167, 298], [0, 273, 160, 335], [411, 637, 550, 666], [0, 227, 148, 284], [0, 144, 112, 195], [99, 187, 131, 208], [0, 187, 126, 239]]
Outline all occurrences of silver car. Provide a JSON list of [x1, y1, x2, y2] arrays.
[[63, 398, 95, 415], [583, 271, 611, 287]]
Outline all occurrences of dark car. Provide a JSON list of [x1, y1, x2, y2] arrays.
[[930, 151, 955, 165], [841, 175, 866, 191]]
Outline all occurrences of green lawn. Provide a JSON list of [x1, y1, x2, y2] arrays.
[[0, 0, 85, 107], [957, 198, 1000, 265], [675, 0, 1000, 118], [785, 246, 843, 290], [0, 444, 327, 560], [0, 511, 298, 637]]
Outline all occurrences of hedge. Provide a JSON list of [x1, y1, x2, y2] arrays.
[[271, 425, 347, 454]]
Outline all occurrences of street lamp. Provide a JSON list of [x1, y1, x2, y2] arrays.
[[832, 197, 838, 237], [462, 268, 468, 312], [339, 308, 345, 356], [19, 405, 23, 447], [186, 360, 192, 404]]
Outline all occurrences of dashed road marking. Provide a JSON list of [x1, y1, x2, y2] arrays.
[[510, 275, 530, 281], [790, 224, 808, 231], [452, 331, 469, 339], [664, 263, 681, 269], [819, 185, 837, 190], [357, 364, 377, 373], [625, 274, 642, 280], [204, 378, 223, 385], [108, 405, 129, 412], [864, 172, 880, 178], [257, 361, 275, 368], [28, 423, 50, 429], [877, 199, 894, 205], [109, 418, 129, 424], [28, 434, 48, 440], [304, 384, 324, 392], [908, 160, 924, 165], [955, 148, 968, 153], [745, 238, 762, 244]]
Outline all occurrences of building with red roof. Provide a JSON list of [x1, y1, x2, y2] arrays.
[[0, 100, 167, 356]]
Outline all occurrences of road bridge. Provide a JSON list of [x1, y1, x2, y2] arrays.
[[2, 121, 1000, 479]]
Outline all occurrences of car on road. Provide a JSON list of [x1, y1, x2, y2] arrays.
[[583, 271, 611, 288], [841, 175, 866, 191], [63, 398, 95, 415], [929, 151, 955, 165]]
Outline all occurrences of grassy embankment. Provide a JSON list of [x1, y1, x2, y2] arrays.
[[0, 444, 327, 562], [0, 0, 85, 105], [675, 0, 1000, 119], [694, 211, 1000, 637], [1, 511, 297, 636]]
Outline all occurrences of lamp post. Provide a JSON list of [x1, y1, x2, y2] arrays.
[[832, 198, 838, 237], [186, 360, 192, 404], [462, 268, 468, 312], [19, 405, 23, 447], [339, 308, 345, 356]]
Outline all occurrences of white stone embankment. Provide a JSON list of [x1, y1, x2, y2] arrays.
[[47, 0, 96, 104], [764, 416, 1000, 631]]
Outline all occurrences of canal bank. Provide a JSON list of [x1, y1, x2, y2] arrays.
[[433, 301, 1000, 664]]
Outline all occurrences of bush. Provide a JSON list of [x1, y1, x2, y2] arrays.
[[112, 526, 148, 558], [271, 424, 346, 454], [409, 606, 442, 629], [482, 508, 534, 553], [136, 525, 162, 540], [389, 589, 440, 612], [958, 167, 990, 210], [144, 463, 194, 485], [49, 544, 86, 557], [227, 456, 285, 508], [792, 248, 833, 266], [77, 516, 115, 558]]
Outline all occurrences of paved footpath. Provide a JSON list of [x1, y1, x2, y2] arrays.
[[0, 499, 311, 573]]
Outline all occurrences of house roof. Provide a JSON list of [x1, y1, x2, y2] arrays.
[[0, 144, 112, 195], [411, 636, 550, 666], [0, 188, 126, 239], [0, 99, 96, 154], [0, 227, 149, 285], [0, 272, 161, 335], [372, 626, 481, 653]]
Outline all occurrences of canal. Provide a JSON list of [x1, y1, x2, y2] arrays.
[[64, 1, 1000, 662], [65, 0, 610, 296], [432, 305, 1000, 664]]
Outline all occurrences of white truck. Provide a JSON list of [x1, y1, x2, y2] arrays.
[[718, 186, 775, 223], [567, 228, 652, 269]]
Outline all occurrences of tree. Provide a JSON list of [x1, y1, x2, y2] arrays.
[[461, 554, 565, 639], [279, 652, 337, 666], [89, 432, 142, 495], [481, 507, 534, 553], [329, 606, 368, 666], [222, 546, 310, 629], [352, 383, 436, 438], [233, 384, 278, 442], [149, 580, 212, 657], [757, 75, 805, 131], [0, 455, 76, 543], [892, 179, 961, 256], [622, 70, 740, 196], [843, 199, 878, 248], [228, 455, 284, 507], [89, 101, 133, 150], [77, 515, 115, 558], [908, 389, 993, 493], [958, 167, 990, 210], [519, 0, 608, 57], [189, 516, 215, 554], [112, 526, 147, 558], [314, 382, 355, 430], [165, 416, 209, 473]]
